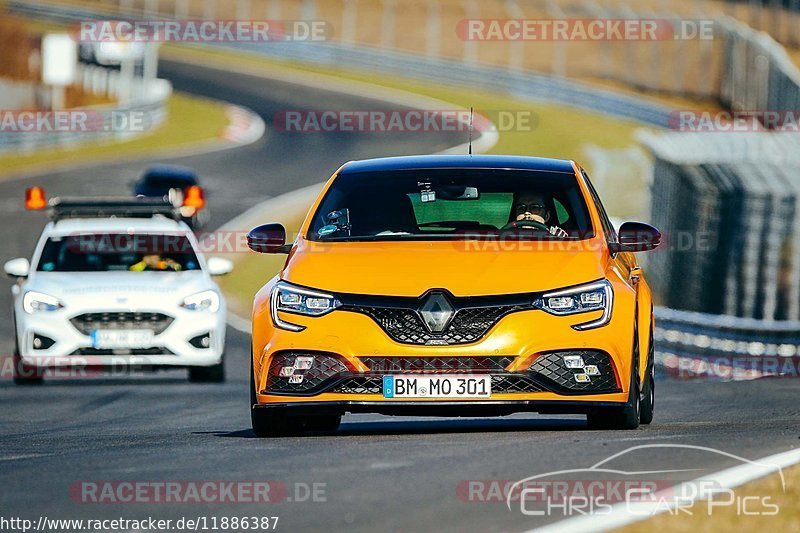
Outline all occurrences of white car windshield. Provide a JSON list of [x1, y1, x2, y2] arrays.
[[36, 233, 201, 272]]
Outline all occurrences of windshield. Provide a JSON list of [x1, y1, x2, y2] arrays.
[[308, 169, 594, 241], [36, 234, 201, 272]]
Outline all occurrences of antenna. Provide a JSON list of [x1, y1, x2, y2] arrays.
[[468, 107, 473, 155]]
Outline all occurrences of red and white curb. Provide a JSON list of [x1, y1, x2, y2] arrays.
[[220, 104, 266, 146]]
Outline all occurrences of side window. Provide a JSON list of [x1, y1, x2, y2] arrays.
[[581, 169, 617, 243]]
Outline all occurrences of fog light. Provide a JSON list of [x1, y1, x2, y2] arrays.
[[279, 366, 295, 377], [289, 374, 304, 384], [584, 365, 600, 376], [294, 356, 314, 370], [189, 333, 212, 349], [563, 355, 584, 369], [32, 334, 55, 350], [574, 373, 591, 383]]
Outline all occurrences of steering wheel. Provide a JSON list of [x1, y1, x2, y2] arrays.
[[500, 219, 549, 232]]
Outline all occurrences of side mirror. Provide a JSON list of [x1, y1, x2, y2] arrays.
[[247, 223, 290, 254], [4, 258, 30, 278], [206, 257, 234, 276], [610, 222, 661, 253]]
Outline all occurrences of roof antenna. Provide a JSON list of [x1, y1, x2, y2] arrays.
[[468, 107, 473, 155]]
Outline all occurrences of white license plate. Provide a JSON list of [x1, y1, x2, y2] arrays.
[[382, 375, 491, 398], [90, 329, 154, 349]]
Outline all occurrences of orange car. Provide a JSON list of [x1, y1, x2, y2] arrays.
[[247, 155, 660, 436]]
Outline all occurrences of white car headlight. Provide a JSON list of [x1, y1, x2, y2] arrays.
[[182, 290, 220, 312], [271, 281, 340, 332], [533, 280, 613, 330], [23, 291, 63, 313]]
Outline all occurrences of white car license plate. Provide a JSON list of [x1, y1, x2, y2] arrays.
[[382, 375, 491, 398], [90, 329, 154, 349]]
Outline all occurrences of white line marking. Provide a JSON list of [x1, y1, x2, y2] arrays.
[[0, 453, 53, 462], [528, 446, 800, 533]]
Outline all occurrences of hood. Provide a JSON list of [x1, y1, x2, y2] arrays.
[[282, 240, 608, 296], [26, 271, 213, 310]]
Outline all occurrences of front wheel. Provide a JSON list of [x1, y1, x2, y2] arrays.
[[639, 333, 655, 425], [586, 362, 640, 430], [250, 353, 303, 438]]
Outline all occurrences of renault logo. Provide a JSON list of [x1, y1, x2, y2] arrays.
[[419, 292, 454, 333]]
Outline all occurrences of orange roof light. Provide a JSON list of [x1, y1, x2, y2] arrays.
[[25, 186, 47, 210], [183, 185, 205, 210]]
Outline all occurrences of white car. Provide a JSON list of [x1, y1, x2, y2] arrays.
[[4, 194, 232, 384]]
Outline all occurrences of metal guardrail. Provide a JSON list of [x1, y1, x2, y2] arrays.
[[0, 65, 171, 154], [654, 305, 800, 379]]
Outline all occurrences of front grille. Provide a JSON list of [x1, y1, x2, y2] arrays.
[[346, 305, 522, 345], [359, 356, 514, 373], [529, 350, 619, 392], [70, 312, 173, 335], [265, 351, 350, 394]]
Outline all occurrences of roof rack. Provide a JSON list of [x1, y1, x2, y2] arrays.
[[24, 186, 194, 222], [48, 197, 181, 222], [49, 197, 180, 222]]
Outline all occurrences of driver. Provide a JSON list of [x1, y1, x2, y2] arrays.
[[508, 193, 568, 237], [129, 254, 182, 272]]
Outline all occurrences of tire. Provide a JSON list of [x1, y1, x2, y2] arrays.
[[188, 355, 225, 383], [250, 353, 304, 438], [586, 330, 641, 430], [586, 375, 640, 430], [639, 328, 655, 425], [13, 347, 44, 385]]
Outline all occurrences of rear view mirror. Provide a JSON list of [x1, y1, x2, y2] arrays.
[[4, 258, 30, 278], [247, 223, 290, 254], [436, 186, 480, 200], [610, 222, 661, 253]]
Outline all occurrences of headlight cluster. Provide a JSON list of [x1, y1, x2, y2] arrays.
[[23, 291, 63, 313], [271, 281, 340, 331], [533, 280, 613, 330], [182, 290, 220, 312]]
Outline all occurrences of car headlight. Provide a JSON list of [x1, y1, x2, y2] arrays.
[[533, 280, 613, 330], [182, 290, 220, 312], [271, 281, 340, 332], [23, 291, 63, 313]]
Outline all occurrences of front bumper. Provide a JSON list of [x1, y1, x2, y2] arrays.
[[15, 307, 226, 368], [254, 303, 636, 408], [252, 399, 631, 417]]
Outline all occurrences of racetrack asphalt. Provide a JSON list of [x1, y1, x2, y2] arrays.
[[1, 58, 799, 532]]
